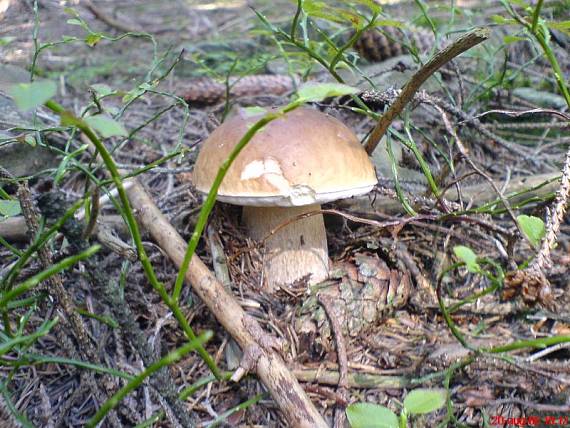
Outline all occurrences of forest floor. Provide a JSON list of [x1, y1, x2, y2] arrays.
[[0, 0, 569, 427]]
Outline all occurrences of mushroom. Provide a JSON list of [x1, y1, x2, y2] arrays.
[[193, 107, 377, 291]]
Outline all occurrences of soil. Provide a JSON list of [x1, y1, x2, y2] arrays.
[[0, 0, 569, 427]]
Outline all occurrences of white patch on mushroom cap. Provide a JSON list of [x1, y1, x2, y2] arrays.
[[240, 158, 317, 205]]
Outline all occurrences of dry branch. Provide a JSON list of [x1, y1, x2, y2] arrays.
[[340, 172, 561, 215], [0, 215, 135, 259], [83, 0, 140, 34], [364, 27, 490, 155], [126, 179, 328, 428], [318, 294, 348, 428], [293, 369, 409, 389]]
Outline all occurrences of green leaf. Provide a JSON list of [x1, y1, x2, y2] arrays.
[[122, 85, 149, 104], [67, 18, 83, 26], [106, 106, 120, 116], [0, 36, 15, 46], [0, 200, 21, 218], [350, 0, 382, 14], [85, 33, 102, 47], [24, 134, 37, 147], [9, 81, 57, 112], [139, 82, 155, 91], [548, 20, 570, 34], [303, 1, 361, 26], [346, 403, 399, 428], [90, 84, 115, 97], [296, 82, 359, 102], [509, 0, 530, 7], [64, 7, 80, 17], [404, 389, 447, 415], [503, 35, 528, 44], [346, 403, 398, 428], [453, 245, 480, 273], [517, 215, 545, 247], [84, 115, 128, 138], [371, 20, 404, 28]]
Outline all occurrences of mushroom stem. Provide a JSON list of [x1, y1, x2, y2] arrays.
[[242, 204, 329, 291]]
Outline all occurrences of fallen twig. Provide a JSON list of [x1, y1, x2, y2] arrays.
[[318, 294, 348, 428], [364, 27, 490, 155], [430, 101, 529, 247], [126, 179, 328, 428], [0, 215, 136, 259], [83, 0, 140, 34], [293, 368, 409, 389]]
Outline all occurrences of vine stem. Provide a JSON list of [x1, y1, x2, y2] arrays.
[[44, 99, 222, 378]]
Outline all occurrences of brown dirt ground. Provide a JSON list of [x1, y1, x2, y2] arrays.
[[0, 0, 569, 427]]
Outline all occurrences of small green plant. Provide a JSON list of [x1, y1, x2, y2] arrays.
[[346, 388, 447, 428], [253, 0, 401, 96], [453, 245, 481, 274], [0, 200, 21, 219], [517, 214, 546, 248]]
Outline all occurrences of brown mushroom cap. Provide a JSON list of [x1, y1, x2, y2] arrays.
[[193, 107, 377, 206]]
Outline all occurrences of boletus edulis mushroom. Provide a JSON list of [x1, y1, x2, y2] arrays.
[[193, 107, 376, 291]]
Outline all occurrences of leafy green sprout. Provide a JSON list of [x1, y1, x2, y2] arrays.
[[253, 1, 398, 100], [441, 242, 570, 352], [346, 388, 447, 428], [516, 214, 546, 248]]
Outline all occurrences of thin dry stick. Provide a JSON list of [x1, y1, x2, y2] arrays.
[[360, 90, 531, 156], [83, 0, 140, 33], [126, 179, 328, 428], [318, 294, 348, 428], [293, 369, 409, 389], [430, 102, 531, 246], [488, 398, 570, 413], [364, 27, 490, 155], [468, 108, 570, 123], [418, 92, 531, 156], [0, 212, 136, 262], [259, 209, 437, 242]]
